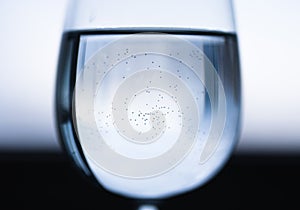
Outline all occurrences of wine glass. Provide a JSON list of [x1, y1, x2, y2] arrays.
[[55, 0, 241, 208]]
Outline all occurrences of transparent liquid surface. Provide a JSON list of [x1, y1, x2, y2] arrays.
[[56, 30, 241, 199]]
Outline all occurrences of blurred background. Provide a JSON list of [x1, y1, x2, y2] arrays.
[[0, 0, 300, 209]]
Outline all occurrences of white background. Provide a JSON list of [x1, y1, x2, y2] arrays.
[[0, 0, 299, 153]]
